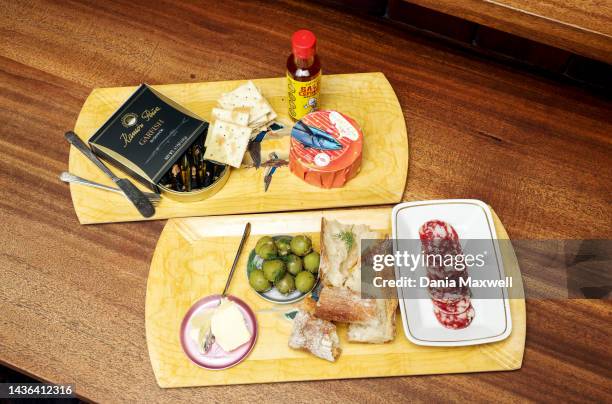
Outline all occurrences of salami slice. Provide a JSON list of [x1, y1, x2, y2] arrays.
[[426, 265, 468, 282], [419, 220, 462, 257], [419, 219, 476, 329], [428, 284, 471, 301], [432, 296, 471, 314], [419, 220, 459, 241], [433, 304, 475, 329]]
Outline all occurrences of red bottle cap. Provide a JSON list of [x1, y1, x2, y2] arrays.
[[292, 29, 316, 59]]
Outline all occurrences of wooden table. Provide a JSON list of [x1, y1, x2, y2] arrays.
[[404, 0, 612, 63], [0, 1, 610, 402]]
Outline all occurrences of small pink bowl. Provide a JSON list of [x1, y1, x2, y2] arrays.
[[180, 294, 257, 370]]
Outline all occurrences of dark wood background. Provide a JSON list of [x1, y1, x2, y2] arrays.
[[0, 0, 610, 402]]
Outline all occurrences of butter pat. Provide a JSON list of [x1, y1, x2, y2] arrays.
[[211, 299, 251, 352]]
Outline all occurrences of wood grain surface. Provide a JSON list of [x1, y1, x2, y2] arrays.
[[0, 0, 610, 402], [404, 0, 612, 63], [146, 207, 525, 387], [69, 73, 408, 224]]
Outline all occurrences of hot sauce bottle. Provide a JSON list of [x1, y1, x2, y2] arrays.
[[287, 30, 321, 121]]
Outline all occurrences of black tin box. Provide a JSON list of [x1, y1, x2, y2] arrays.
[[88, 84, 209, 193]]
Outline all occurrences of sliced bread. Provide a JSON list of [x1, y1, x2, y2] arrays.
[[288, 309, 341, 362]]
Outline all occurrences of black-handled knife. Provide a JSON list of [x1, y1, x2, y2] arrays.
[[64, 131, 155, 218]]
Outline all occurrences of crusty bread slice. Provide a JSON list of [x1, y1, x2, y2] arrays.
[[347, 298, 397, 343], [300, 296, 317, 315], [319, 218, 384, 290], [347, 237, 398, 343], [288, 310, 341, 362], [314, 286, 377, 323], [319, 217, 348, 288], [318, 219, 398, 343]]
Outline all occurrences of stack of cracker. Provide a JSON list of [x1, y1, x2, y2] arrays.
[[204, 81, 277, 168]]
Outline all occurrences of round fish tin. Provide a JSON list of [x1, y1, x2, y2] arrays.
[[289, 110, 363, 189]]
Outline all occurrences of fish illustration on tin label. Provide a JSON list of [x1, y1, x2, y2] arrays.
[[291, 120, 342, 151]]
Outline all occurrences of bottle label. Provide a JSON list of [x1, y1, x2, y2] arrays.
[[287, 72, 321, 120]]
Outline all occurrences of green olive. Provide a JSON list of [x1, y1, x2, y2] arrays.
[[275, 273, 296, 295], [290, 235, 312, 257], [303, 251, 320, 273], [255, 236, 273, 251], [295, 271, 316, 293], [286, 254, 303, 275], [262, 259, 285, 282], [275, 238, 292, 257], [249, 269, 271, 292], [256, 241, 277, 259]]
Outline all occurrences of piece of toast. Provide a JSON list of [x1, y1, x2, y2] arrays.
[[288, 309, 341, 362]]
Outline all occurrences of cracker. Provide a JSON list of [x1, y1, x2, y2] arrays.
[[211, 107, 249, 126], [218, 81, 275, 125], [203, 120, 252, 168], [248, 112, 269, 128], [246, 100, 272, 124], [218, 81, 263, 109]]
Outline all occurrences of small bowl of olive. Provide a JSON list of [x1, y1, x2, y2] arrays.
[[246, 234, 320, 304]]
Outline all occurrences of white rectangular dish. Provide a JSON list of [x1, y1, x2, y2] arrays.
[[391, 199, 512, 346]]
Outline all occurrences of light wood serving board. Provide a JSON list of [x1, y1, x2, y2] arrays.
[[69, 73, 408, 224], [146, 207, 525, 387]]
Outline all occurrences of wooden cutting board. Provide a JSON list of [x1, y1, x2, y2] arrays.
[[69, 73, 408, 224], [145, 207, 525, 388]]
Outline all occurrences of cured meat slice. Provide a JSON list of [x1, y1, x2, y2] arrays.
[[432, 296, 471, 314], [419, 219, 475, 329], [433, 304, 475, 329], [426, 265, 468, 282], [419, 220, 459, 241], [420, 239, 463, 259], [428, 284, 471, 301], [419, 220, 462, 257]]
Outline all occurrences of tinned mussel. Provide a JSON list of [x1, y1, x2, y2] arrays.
[[157, 131, 229, 202]]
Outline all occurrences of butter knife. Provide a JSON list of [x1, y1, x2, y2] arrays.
[[64, 131, 155, 218]]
